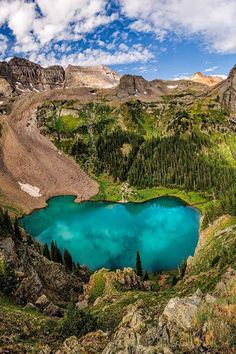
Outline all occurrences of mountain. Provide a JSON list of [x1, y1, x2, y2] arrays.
[[65, 64, 120, 89], [190, 71, 224, 87], [0, 57, 65, 94], [0, 57, 120, 96], [0, 57, 120, 95], [212, 65, 236, 114], [0, 58, 235, 353]]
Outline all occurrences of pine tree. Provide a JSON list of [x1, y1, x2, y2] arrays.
[[13, 218, 21, 241], [171, 274, 178, 286], [64, 249, 73, 271], [51, 241, 63, 264], [51, 241, 58, 262], [3, 211, 13, 235], [56, 244, 63, 264], [179, 259, 187, 280], [136, 251, 143, 277], [143, 271, 149, 281], [42, 244, 51, 260]]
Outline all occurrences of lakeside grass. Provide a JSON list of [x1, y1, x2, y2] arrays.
[[92, 174, 213, 213]]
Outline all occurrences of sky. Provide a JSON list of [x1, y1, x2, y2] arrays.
[[0, 0, 236, 80]]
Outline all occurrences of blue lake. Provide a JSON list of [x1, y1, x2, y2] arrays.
[[20, 196, 200, 271]]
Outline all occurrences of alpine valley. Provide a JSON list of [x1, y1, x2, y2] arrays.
[[0, 57, 235, 354]]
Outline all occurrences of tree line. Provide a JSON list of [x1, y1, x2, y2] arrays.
[[42, 241, 77, 272], [94, 130, 236, 223]]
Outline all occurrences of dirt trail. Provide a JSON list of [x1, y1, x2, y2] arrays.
[[0, 88, 99, 214]]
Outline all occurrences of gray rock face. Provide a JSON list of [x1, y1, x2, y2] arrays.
[[35, 294, 63, 317], [0, 57, 65, 94], [159, 289, 203, 331], [114, 74, 167, 99], [117, 75, 152, 96], [213, 65, 236, 114], [0, 234, 85, 305]]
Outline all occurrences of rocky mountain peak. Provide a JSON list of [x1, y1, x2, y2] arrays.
[[0, 56, 65, 94], [190, 71, 223, 87]]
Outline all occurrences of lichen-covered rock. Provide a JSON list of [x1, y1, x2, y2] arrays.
[[79, 330, 109, 354], [0, 77, 13, 97], [85, 267, 145, 304], [55, 336, 86, 354], [103, 300, 150, 354], [159, 289, 203, 331]]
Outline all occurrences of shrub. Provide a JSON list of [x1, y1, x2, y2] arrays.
[[59, 302, 96, 338], [0, 259, 17, 296]]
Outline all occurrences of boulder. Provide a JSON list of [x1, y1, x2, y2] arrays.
[[35, 294, 63, 317], [35, 294, 50, 309], [159, 289, 203, 331], [76, 299, 88, 310]]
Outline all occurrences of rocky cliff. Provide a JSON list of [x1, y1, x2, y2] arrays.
[[0, 57, 65, 94], [65, 64, 120, 89], [212, 65, 236, 114], [0, 229, 86, 306]]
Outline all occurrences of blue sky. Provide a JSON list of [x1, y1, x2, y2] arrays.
[[0, 0, 236, 80]]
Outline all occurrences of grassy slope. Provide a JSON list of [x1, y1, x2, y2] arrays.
[[0, 297, 60, 352]]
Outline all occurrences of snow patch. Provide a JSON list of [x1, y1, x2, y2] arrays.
[[167, 85, 178, 89], [18, 182, 42, 198]]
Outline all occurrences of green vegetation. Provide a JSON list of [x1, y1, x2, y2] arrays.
[[37, 98, 236, 226], [0, 297, 59, 352], [0, 259, 17, 296], [63, 249, 73, 271], [50, 240, 63, 264], [89, 271, 106, 303], [59, 302, 96, 339]]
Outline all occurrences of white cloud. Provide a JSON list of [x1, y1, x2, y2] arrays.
[[0, 0, 115, 52], [119, 0, 236, 53], [29, 45, 154, 67], [204, 66, 218, 72], [0, 34, 8, 55], [212, 74, 227, 80]]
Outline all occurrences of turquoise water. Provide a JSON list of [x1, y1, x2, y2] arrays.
[[20, 196, 200, 271]]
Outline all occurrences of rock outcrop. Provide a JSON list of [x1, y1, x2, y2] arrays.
[[0, 232, 85, 305], [213, 64, 236, 114], [114, 74, 166, 99], [0, 57, 65, 94], [65, 64, 120, 89], [0, 77, 13, 98], [83, 268, 145, 304]]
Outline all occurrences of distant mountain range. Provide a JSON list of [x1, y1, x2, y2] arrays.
[[0, 57, 226, 99]]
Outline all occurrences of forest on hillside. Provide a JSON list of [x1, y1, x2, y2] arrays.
[[37, 100, 236, 226]]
